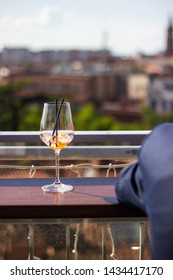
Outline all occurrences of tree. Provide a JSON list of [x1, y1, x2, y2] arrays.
[[0, 82, 23, 130], [74, 103, 116, 130]]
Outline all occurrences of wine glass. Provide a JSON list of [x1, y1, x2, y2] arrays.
[[40, 101, 74, 193]]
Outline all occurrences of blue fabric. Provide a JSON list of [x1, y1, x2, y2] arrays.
[[116, 123, 173, 260]]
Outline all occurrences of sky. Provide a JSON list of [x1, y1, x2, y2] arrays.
[[0, 0, 173, 56]]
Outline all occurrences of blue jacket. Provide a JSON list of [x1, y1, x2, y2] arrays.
[[116, 123, 173, 260]]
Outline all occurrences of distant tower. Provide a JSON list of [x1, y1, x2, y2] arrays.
[[165, 18, 173, 56]]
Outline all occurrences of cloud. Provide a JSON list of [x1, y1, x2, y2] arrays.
[[0, 17, 11, 27], [37, 5, 62, 27], [0, 4, 78, 50], [0, 5, 64, 31]]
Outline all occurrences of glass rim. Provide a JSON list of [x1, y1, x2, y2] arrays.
[[44, 101, 70, 105]]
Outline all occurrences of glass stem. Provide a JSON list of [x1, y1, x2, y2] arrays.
[[55, 150, 60, 185]]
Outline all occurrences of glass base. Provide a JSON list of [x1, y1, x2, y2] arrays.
[[42, 182, 73, 193]]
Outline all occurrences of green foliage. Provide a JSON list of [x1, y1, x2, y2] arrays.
[[141, 106, 173, 129], [0, 82, 43, 131], [1, 81, 173, 132], [0, 82, 23, 130], [74, 103, 116, 130], [18, 103, 42, 131], [74, 102, 173, 131]]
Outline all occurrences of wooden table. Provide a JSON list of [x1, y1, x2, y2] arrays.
[[0, 177, 148, 260], [0, 177, 146, 220]]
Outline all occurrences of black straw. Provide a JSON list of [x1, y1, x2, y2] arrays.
[[52, 98, 64, 136], [55, 99, 58, 137]]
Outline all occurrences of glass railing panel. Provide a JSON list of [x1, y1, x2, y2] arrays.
[[0, 220, 150, 260]]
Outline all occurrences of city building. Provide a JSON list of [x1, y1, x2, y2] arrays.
[[148, 76, 173, 114], [165, 18, 173, 56], [1, 18, 173, 120]]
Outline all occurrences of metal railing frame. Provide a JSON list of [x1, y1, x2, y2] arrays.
[[0, 130, 150, 161]]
